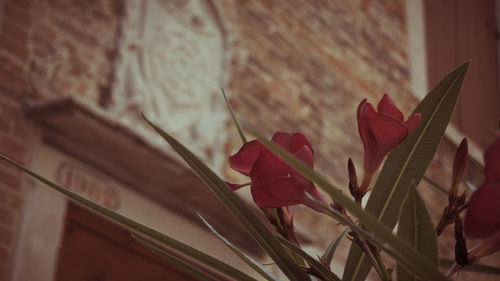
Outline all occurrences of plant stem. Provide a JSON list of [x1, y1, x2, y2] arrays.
[[360, 173, 373, 194]]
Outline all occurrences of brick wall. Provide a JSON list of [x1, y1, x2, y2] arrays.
[[0, 0, 497, 280], [0, 0, 120, 280], [0, 0, 33, 279], [219, 0, 414, 187], [27, 0, 121, 103]]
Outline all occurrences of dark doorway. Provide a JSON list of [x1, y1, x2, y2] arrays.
[[55, 203, 196, 281]]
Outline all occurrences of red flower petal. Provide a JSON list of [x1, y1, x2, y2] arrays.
[[250, 150, 289, 183], [485, 137, 500, 181], [251, 176, 308, 208], [228, 131, 322, 211], [464, 181, 500, 239], [357, 99, 368, 141], [225, 181, 251, 191], [468, 231, 500, 261], [357, 95, 419, 174], [229, 140, 265, 176], [303, 186, 330, 211], [271, 132, 292, 150], [293, 146, 314, 169], [369, 114, 407, 151], [377, 94, 404, 122], [358, 100, 376, 150], [251, 175, 326, 209], [289, 132, 314, 156], [406, 113, 422, 134]]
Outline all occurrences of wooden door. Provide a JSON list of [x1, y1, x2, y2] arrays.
[[55, 203, 196, 281], [425, 0, 500, 149]]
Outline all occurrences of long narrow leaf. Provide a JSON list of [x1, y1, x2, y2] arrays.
[[132, 234, 222, 281], [142, 115, 310, 281], [222, 88, 247, 144], [439, 259, 500, 275], [344, 62, 468, 281], [0, 154, 257, 281], [322, 228, 349, 267], [306, 194, 445, 281], [246, 127, 450, 281], [277, 237, 341, 281], [397, 185, 438, 281], [198, 214, 279, 281]]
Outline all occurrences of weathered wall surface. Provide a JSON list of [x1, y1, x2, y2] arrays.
[[0, 0, 121, 279], [26, 0, 121, 102], [0, 0, 497, 280], [217, 0, 413, 188]]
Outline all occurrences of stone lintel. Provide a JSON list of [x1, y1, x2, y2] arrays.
[[24, 96, 263, 257]]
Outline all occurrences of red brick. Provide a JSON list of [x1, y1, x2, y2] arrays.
[[0, 135, 26, 160], [0, 53, 25, 78], [3, 0, 31, 29], [0, 21, 29, 47], [0, 190, 6, 204], [0, 66, 27, 95], [31, 28, 57, 59], [0, 102, 29, 140], [0, 207, 14, 227], [0, 33, 29, 62], [0, 227, 12, 245], [0, 246, 8, 264], [0, 167, 21, 190], [0, 264, 7, 281], [0, 108, 17, 131], [48, 14, 99, 47], [6, 193, 22, 210]]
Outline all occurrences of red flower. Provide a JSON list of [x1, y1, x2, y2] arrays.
[[484, 135, 500, 181], [227, 132, 328, 210], [357, 94, 421, 174], [465, 136, 500, 239]]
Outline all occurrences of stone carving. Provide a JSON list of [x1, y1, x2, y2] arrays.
[[56, 162, 120, 209], [111, 0, 230, 171]]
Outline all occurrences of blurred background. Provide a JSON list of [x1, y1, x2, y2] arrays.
[[0, 0, 499, 280]]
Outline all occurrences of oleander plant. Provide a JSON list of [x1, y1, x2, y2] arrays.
[[2, 62, 500, 281]]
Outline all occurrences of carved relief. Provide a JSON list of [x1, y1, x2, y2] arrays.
[[111, 0, 230, 171], [56, 162, 120, 209]]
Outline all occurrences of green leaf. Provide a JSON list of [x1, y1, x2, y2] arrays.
[[306, 194, 446, 281], [222, 88, 247, 144], [440, 259, 500, 275], [132, 234, 221, 281], [397, 185, 438, 281], [0, 154, 257, 281], [344, 62, 468, 281], [142, 115, 310, 281], [322, 228, 349, 267], [246, 127, 450, 281], [198, 213, 279, 281], [277, 237, 341, 281]]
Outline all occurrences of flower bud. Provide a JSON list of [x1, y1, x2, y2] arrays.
[[450, 138, 468, 203], [357, 94, 421, 174]]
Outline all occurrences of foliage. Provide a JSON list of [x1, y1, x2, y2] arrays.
[[3, 62, 500, 281]]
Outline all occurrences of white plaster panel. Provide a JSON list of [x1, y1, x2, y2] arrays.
[[111, 0, 230, 172]]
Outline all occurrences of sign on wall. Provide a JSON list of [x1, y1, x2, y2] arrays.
[[56, 162, 121, 210]]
